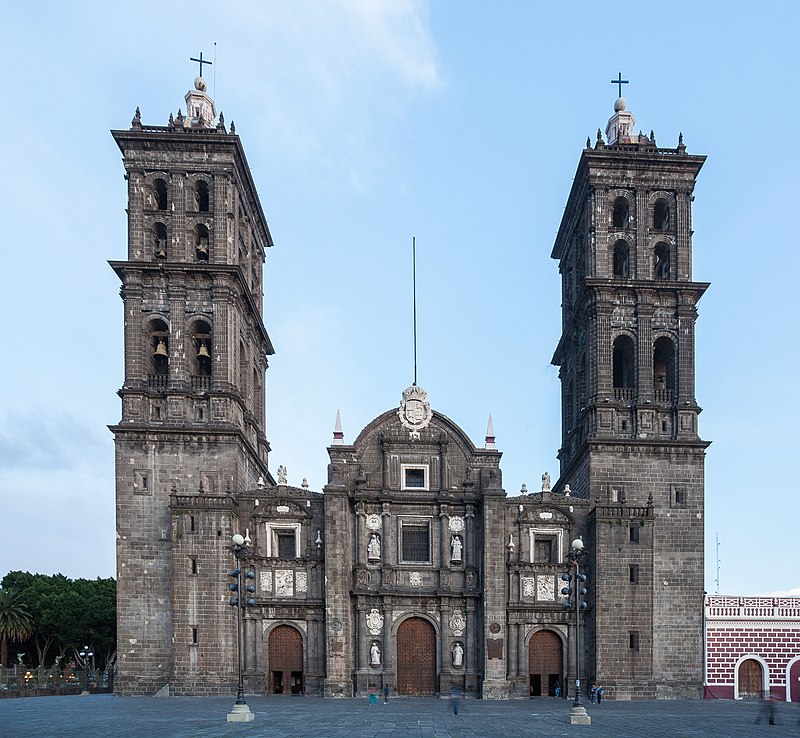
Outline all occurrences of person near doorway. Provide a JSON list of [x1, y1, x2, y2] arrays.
[[590, 684, 597, 703], [597, 686, 605, 703], [383, 685, 389, 704], [555, 683, 561, 698]]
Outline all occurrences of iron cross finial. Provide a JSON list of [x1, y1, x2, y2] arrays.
[[611, 72, 629, 98], [190, 52, 213, 78]]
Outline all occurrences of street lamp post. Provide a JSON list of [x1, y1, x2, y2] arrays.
[[226, 533, 256, 723], [78, 645, 93, 696], [562, 537, 591, 725]]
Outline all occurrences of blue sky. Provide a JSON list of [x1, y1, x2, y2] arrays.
[[1, 1, 797, 596]]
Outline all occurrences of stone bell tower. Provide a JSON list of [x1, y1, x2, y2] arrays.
[[110, 72, 274, 694], [551, 93, 709, 698]]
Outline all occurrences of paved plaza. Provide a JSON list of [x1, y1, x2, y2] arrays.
[[1, 694, 799, 737]]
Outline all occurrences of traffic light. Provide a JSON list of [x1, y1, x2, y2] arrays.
[[560, 571, 587, 610]]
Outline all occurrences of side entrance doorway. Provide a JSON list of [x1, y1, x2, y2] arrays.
[[268, 624, 304, 694], [529, 630, 562, 697], [396, 617, 436, 695], [737, 658, 763, 699]]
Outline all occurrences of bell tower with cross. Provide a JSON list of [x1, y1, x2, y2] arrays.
[[550, 77, 710, 699], [109, 56, 275, 695]]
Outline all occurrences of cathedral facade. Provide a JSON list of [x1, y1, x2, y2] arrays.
[[110, 78, 707, 700]]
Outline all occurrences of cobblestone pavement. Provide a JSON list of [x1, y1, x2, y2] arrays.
[[1, 694, 799, 737]]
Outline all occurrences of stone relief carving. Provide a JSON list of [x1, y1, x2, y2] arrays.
[[522, 577, 536, 598], [537, 575, 555, 601], [366, 513, 382, 531], [275, 570, 292, 597], [450, 610, 466, 636], [409, 572, 423, 587], [449, 516, 465, 532], [259, 571, 273, 593], [295, 571, 308, 594], [366, 608, 384, 635]]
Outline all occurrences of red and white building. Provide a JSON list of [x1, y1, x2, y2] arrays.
[[705, 596, 800, 701]]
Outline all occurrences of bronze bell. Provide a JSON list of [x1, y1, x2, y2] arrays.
[[153, 339, 169, 358], [197, 340, 210, 359], [155, 246, 167, 259], [196, 242, 209, 256]]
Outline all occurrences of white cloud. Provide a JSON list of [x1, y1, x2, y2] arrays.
[[766, 587, 800, 597]]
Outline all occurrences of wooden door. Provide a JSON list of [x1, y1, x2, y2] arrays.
[[529, 630, 562, 696], [396, 618, 436, 695], [738, 659, 763, 699], [269, 625, 303, 694]]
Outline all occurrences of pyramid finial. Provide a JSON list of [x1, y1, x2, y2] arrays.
[[484, 414, 496, 450], [333, 409, 344, 445]]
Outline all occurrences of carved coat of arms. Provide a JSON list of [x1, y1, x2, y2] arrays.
[[366, 608, 384, 635], [398, 385, 433, 438]]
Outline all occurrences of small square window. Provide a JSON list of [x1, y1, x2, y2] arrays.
[[672, 486, 688, 508], [403, 467, 427, 489], [534, 539, 554, 564]]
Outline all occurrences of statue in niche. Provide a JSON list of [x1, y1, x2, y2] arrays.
[[451, 535, 463, 561], [452, 642, 464, 668], [370, 642, 381, 666], [367, 533, 381, 560]]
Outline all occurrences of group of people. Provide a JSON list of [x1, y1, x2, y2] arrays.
[[590, 684, 605, 703], [368, 685, 391, 705]]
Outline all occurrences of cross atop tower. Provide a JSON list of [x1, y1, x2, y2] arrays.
[[611, 72, 629, 98], [190, 52, 213, 78]]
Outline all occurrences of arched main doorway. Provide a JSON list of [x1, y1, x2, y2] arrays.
[[268, 625, 304, 694], [396, 617, 436, 695], [738, 658, 763, 699], [529, 630, 562, 696]]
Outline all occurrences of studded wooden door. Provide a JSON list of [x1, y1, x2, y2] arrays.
[[738, 659, 763, 699], [396, 618, 436, 695], [529, 630, 562, 696], [269, 625, 303, 694], [790, 659, 800, 702]]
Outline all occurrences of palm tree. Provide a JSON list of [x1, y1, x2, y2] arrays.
[[0, 589, 34, 668]]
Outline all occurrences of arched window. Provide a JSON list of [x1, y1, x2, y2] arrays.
[[653, 200, 669, 230], [612, 197, 629, 229], [194, 224, 210, 261], [653, 337, 676, 398], [147, 319, 169, 380], [190, 320, 212, 387], [613, 240, 629, 278], [196, 180, 210, 212], [654, 243, 670, 279], [153, 223, 168, 259], [612, 335, 636, 389], [154, 179, 168, 211]]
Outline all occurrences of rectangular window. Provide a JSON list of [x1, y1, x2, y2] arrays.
[[401, 521, 431, 563], [629, 564, 639, 584], [190, 515, 195, 532], [629, 631, 640, 651], [534, 539, 553, 564], [402, 466, 428, 490], [190, 557, 198, 575], [629, 525, 639, 544], [277, 532, 296, 558], [191, 627, 198, 644]]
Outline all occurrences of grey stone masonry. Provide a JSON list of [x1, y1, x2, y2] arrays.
[[550, 117, 709, 699]]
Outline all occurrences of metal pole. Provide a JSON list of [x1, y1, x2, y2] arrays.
[[235, 548, 246, 705], [573, 556, 583, 707]]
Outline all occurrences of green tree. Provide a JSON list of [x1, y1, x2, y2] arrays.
[[1, 572, 117, 668], [0, 588, 34, 668]]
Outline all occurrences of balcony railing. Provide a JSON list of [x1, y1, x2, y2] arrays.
[[706, 596, 800, 619], [147, 374, 169, 389], [190, 375, 211, 391], [654, 389, 674, 403], [613, 388, 635, 402]]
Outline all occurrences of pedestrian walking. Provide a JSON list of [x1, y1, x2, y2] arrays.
[[451, 686, 463, 715], [590, 685, 597, 704], [597, 686, 604, 704], [382, 684, 389, 704], [555, 683, 561, 698], [368, 688, 378, 705]]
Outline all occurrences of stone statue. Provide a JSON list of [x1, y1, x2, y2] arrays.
[[452, 642, 464, 668], [370, 642, 381, 666], [277, 465, 287, 484], [451, 535, 462, 561], [541, 471, 551, 492], [367, 533, 381, 560]]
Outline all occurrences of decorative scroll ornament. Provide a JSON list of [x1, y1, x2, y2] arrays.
[[398, 385, 433, 439], [366, 608, 384, 635], [450, 610, 466, 636]]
